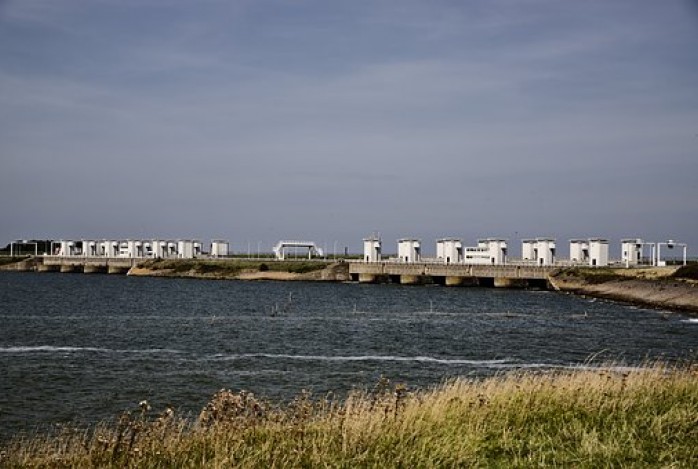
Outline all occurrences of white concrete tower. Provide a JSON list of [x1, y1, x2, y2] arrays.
[[363, 236, 382, 262], [481, 238, 508, 265], [211, 240, 230, 258], [569, 239, 590, 264], [621, 239, 644, 266], [589, 239, 609, 266], [523, 238, 556, 265], [436, 238, 462, 264], [397, 239, 421, 263]]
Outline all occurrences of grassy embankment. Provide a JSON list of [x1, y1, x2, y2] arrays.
[[0, 256, 30, 267], [3, 364, 697, 467], [554, 264, 698, 283], [550, 265, 698, 314], [134, 259, 331, 278]]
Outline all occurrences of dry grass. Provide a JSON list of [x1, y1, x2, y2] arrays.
[[135, 259, 331, 277], [2, 364, 697, 468]]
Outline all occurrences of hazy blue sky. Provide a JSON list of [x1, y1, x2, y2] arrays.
[[1, 0, 697, 256]]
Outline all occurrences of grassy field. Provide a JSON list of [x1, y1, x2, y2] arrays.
[[3, 364, 697, 467]]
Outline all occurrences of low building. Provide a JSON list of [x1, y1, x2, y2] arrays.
[[621, 238, 645, 266], [522, 238, 556, 266], [569, 239, 590, 264], [118, 240, 145, 258], [397, 239, 421, 263], [436, 238, 462, 264], [463, 239, 507, 265], [56, 240, 77, 257], [363, 236, 382, 262], [570, 238, 609, 266], [177, 240, 201, 259], [81, 240, 99, 257], [100, 240, 118, 257], [210, 240, 229, 258], [150, 240, 170, 258], [52, 238, 202, 258], [588, 238, 609, 266]]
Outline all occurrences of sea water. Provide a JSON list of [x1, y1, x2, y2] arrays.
[[1, 271, 696, 440]]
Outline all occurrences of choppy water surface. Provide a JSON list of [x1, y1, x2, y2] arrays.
[[1, 272, 696, 440]]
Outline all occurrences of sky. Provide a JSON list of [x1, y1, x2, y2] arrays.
[[1, 0, 697, 257]]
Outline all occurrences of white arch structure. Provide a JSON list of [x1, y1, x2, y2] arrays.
[[273, 240, 324, 260]]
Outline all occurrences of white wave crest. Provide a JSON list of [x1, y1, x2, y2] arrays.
[[0, 346, 182, 354], [212, 353, 510, 366]]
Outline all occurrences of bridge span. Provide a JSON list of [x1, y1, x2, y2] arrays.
[[39, 256, 139, 274], [349, 261, 557, 288]]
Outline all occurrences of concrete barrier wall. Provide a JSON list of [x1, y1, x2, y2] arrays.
[[43, 257, 138, 268]]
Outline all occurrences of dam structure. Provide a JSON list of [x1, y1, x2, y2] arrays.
[[352, 236, 555, 288], [14, 238, 218, 274], [348, 261, 555, 288], [39, 256, 139, 274]]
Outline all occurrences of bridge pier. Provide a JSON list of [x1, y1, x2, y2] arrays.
[[358, 273, 377, 283], [444, 276, 479, 287], [493, 277, 528, 289], [108, 266, 130, 275], [40, 257, 137, 275], [84, 265, 107, 274], [358, 273, 389, 284], [400, 275, 425, 285]]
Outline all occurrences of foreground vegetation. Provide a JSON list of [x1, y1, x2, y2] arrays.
[[3, 364, 697, 467]]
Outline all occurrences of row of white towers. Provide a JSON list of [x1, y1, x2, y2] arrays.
[[364, 236, 686, 267], [363, 237, 508, 265]]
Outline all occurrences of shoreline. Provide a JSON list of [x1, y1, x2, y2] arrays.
[[126, 259, 352, 282], [2, 257, 698, 314], [549, 266, 698, 315]]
